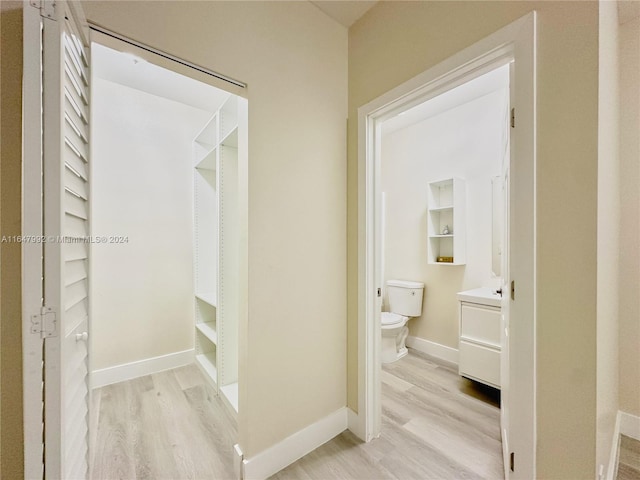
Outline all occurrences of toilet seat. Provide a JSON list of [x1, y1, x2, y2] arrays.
[[381, 312, 407, 326]]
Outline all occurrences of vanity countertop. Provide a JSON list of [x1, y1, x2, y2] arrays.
[[457, 287, 502, 307]]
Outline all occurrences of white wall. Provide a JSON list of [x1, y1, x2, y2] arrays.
[[381, 88, 508, 349], [83, 1, 348, 459], [91, 78, 211, 371]]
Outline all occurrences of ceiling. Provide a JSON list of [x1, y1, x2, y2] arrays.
[[381, 64, 510, 135], [92, 43, 230, 114], [310, 1, 378, 27]]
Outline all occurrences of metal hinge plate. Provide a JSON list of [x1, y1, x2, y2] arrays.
[[510, 107, 515, 128], [29, 0, 56, 19], [511, 280, 515, 300], [31, 306, 58, 338]]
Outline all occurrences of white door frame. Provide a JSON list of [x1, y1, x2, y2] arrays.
[[355, 12, 536, 478], [22, 4, 46, 479]]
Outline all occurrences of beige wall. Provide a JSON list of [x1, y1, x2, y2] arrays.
[[83, 1, 348, 457], [619, 14, 640, 418], [0, 2, 25, 478], [597, 0, 620, 473], [348, 2, 599, 477]]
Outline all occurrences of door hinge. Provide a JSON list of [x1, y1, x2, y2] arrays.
[[377, 288, 382, 298], [510, 107, 515, 128], [29, 0, 56, 20], [510, 451, 515, 472], [31, 306, 58, 338], [510, 280, 515, 300]]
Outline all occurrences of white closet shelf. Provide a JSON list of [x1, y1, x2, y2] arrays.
[[195, 147, 216, 171], [196, 353, 217, 383], [429, 205, 453, 212], [220, 382, 238, 413], [196, 322, 217, 345], [429, 234, 454, 238], [220, 127, 238, 148], [195, 292, 217, 307]]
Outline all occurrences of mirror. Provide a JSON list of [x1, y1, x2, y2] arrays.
[[491, 175, 504, 278]]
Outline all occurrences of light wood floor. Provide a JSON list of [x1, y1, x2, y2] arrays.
[[91, 364, 237, 479], [273, 349, 503, 480], [617, 435, 640, 480], [91, 350, 501, 480]]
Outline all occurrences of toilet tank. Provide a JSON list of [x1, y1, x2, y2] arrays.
[[387, 280, 425, 317]]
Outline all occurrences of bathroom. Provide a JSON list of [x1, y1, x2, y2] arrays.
[[378, 65, 509, 477]]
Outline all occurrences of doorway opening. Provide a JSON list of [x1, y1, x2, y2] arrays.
[[355, 13, 536, 479], [375, 64, 509, 477], [88, 32, 247, 478]]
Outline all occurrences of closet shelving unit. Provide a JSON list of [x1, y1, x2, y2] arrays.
[[427, 177, 466, 265], [193, 94, 240, 415]]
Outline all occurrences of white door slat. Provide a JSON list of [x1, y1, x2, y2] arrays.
[[63, 37, 87, 86], [64, 360, 87, 408], [64, 400, 87, 455], [65, 15, 88, 61], [66, 443, 87, 480], [64, 98, 88, 140], [64, 145, 88, 180], [64, 138, 87, 168], [64, 259, 87, 287], [64, 166, 88, 200], [64, 213, 87, 237], [64, 87, 88, 125], [66, 455, 87, 480], [64, 20, 89, 72], [65, 118, 87, 151], [64, 126, 89, 162], [64, 280, 87, 313], [64, 82, 88, 122], [64, 63, 87, 106], [64, 189, 88, 219], [64, 301, 87, 332], [64, 242, 88, 262], [65, 112, 87, 145]]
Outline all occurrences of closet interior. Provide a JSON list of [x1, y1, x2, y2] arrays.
[[91, 41, 245, 418]]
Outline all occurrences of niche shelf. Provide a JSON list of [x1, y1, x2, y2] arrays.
[[427, 177, 466, 265]]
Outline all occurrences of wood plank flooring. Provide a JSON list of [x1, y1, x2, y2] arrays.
[[91, 364, 237, 480], [272, 349, 503, 480], [617, 435, 640, 480], [91, 350, 501, 479]]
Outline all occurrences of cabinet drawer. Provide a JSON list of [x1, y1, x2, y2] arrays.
[[460, 303, 501, 347], [459, 340, 500, 388]]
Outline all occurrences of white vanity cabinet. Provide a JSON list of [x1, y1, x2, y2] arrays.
[[457, 288, 502, 389]]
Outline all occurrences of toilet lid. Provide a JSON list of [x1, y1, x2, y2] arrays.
[[381, 312, 407, 325]]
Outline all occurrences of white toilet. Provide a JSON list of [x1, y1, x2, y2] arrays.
[[381, 279, 425, 364]]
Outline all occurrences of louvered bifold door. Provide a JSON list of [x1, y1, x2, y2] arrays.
[[42, 2, 91, 479]]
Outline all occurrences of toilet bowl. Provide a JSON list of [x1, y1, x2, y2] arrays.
[[381, 312, 410, 363], [381, 280, 425, 364]]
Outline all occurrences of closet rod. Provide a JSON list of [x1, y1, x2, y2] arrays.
[[88, 23, 247, 89]]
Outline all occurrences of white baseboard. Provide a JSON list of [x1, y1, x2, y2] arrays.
[[242, 407, 348, 480], [91, 349, 195, 388], [347, 407, 365, 441], [620, 410, 640, 441], [406, 336, 459, 364]]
